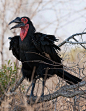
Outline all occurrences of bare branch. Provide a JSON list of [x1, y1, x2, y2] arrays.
[[65, 41, 86, 44], [27, 81, 86, 104], [58, 32, 86, 49]]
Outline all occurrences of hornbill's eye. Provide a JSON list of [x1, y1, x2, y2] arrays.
[[23, 19, 25, 21], [21, 18, 25, 22], [21, 18, 28, 24]]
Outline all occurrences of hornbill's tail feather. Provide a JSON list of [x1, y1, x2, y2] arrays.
[[57, 69, 82, 85], [48, 68, 82, 85]]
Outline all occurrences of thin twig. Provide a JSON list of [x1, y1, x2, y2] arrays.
[[10, 76, 24, 92]]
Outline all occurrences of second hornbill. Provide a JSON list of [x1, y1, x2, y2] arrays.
[[8, 17, 82, 97]]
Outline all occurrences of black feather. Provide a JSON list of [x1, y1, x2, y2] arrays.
[[9, 36, 20, 60]]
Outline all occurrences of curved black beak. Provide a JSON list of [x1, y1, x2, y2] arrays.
[[9, 17, 25, 30]]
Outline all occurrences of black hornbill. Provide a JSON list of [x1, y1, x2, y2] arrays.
[[8, 16, 82, 97]]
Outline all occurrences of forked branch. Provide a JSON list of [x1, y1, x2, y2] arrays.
[[58, 32, 86, 49]]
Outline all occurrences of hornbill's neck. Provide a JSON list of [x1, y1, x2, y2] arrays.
[[20, 23, 35, 41], [20, 24, 29, 41]]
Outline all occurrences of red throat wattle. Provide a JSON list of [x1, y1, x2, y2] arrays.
[[20, 24, 29, 41]]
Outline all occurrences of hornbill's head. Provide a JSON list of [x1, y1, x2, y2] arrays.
[[9, 17, 35, 41], [9, 17, 34, 29]]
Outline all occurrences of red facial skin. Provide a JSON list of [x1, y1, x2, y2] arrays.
[[20, 18, 29, 41]]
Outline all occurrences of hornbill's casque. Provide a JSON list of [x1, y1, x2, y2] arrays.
[[8, 17, 82, 97]]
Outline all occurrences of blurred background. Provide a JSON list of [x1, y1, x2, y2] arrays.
[[0, 0, 86, 65], [0, 0, 86, 111]]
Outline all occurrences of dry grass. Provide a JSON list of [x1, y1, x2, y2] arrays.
[[0, 76, 86, 111]]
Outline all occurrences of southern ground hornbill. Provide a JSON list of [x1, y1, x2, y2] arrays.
[[8, 16, 82, 97]]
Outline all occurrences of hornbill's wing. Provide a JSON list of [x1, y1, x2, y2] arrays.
[[33, 32, 62, 63], [33, 33, 82, 85], [9, 36, 20, 60]]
